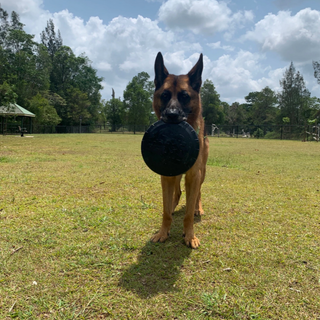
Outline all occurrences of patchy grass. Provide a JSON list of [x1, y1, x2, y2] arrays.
[[0, 134, 320, 319]]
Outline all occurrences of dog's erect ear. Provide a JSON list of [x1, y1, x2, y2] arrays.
[[154, 52, 169, 90], [188, 53, 203, 93]]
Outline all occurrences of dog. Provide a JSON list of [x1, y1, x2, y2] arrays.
[[150, 52, 209, 249]]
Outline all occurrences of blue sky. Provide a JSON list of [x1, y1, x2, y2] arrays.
[[2, 0, 320, 104]]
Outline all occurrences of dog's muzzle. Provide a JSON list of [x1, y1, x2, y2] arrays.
[[161, 108, 186, 124]]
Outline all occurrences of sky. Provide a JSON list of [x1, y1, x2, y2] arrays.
[[2, 0, 320, 104]]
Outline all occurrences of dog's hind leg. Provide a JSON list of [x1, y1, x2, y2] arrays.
[[172, 174, 182, 213], [194, 191, 204, 216], [151, 175, 177, 243], [195, 138, 209, 216], [183, 170, 201, 249], [194, 167, 206, 216]]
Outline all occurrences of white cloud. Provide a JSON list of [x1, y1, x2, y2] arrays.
[[50, 11, 204, 99], [205, 51, 320, 103], [161, 51, 203, 76], [207, 41, 234, 52], [203, 50, 284, 103], [158, 0, 253, 35], [0, 0, 51, 39], [96, 62, 112, 71], [244, 8, 320, 62], [3, 0, 320, 103], [0, 0, 44, 17], [56, 13, 177, 69], [2, 0, 207, 99]]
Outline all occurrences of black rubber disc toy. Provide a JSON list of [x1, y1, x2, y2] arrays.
[[141, 120, 200, 176]]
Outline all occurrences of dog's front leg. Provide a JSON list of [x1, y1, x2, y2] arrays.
[[150, 175, 176, 243], [184, 170, 201, 249]]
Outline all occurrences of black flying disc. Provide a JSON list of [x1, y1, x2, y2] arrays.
[[141, 120, 200, 176]]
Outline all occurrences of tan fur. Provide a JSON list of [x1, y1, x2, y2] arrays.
[[150, 54, 209, 249]]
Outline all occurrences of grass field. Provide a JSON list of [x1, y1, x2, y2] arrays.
[[0, 134, 320, 319]]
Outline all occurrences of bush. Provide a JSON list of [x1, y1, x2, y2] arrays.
[[264, 131, 281, 139], [253, 128, 264, 138]]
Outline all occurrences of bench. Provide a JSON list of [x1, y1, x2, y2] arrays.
[[18, 126, 27, 137]]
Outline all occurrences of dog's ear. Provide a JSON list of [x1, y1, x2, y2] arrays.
[[154, 52, 169, 90], [188, 53, 203, 93]]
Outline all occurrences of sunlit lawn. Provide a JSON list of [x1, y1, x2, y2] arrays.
[[0, 133, 319, 319]]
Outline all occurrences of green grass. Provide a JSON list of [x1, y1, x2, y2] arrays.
[[0, 134, 320, 319]]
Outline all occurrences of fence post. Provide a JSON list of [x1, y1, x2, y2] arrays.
[[280, 126, 283, 140]]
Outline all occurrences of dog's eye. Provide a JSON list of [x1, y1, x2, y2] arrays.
[[179, 91, 190, 101], [161, 91, 171, 100]]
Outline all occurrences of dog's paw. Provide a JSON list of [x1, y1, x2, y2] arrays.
[[184, 235, 200, 249], [194, 209, 204, 216], [150, 231, 169, 243]]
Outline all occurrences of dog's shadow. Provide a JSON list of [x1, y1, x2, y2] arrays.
[[119, 206, 201, 298]]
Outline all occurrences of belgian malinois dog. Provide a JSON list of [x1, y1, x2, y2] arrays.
[[151, 52, 209, 249]]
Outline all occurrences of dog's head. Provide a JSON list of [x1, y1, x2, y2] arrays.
[[153, 52, 203, 124]]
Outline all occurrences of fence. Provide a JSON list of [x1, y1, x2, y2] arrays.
[[0, 123, 151, 135], [1, 122, 319, 141], [207, 124, 320, 141]]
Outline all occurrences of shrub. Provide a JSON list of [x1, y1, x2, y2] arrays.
[[253, 128, 264, 138], [264, 131, 281, 139]]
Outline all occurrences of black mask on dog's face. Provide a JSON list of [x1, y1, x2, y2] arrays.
[[153, 52, 203, 124], [159, 89, 191, 124]]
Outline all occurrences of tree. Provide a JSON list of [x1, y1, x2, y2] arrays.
[[311, 61, 320, 123], [40, 19, 63, 62], [225, 102, 245, 125], [303, 96, 320, 124], [0, 8, 104, 128], [49, 46, 76, 94], [134, 71, 154, 125], [48, 46, 103, 125], [0, 9, 51, 107], [42, 90, 66, 122], [278, 62, 311, 126], [10, 11, 23, 30], [0, 6, 9, 47], [28, 93, 61, 126], [29, 44, 51, 94], [0, 81, 17, 110], [312, 60, 320, 85], [7, 30, 50, 106], [200, 79, 225, 126], [71, 54, 103, 122], [123, 72, 153, 133], [221, 101, 230, 118], [250, 87, 278, 126], [0, 81, 18, 133], [135, 71, 154, 96], [103, 89, 124, 131], [243, 91, 260, 125], [245, 91, 260, 106], [63, 87, 91, 125]]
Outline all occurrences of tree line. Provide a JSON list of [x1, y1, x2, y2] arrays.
[[104, 61, 320, 135], [0, 8, 103, 127], [1, 7, 320, 133]]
